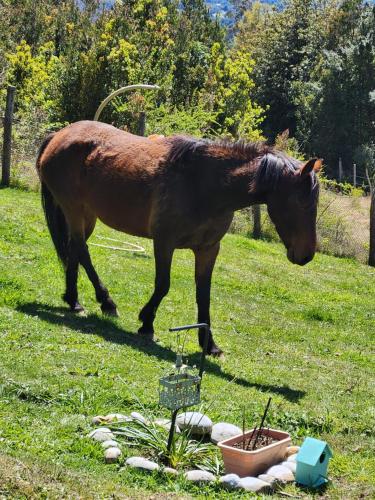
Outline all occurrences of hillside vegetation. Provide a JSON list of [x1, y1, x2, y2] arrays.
[[0, 188, 374, 498], [2, 1, 375, 181]]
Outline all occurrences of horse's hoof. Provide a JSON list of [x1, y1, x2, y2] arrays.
[[101, 304, 119, 317], [215, 351, 225, 360], [70, 302, 85, 314], [138, 325, 154, 337], [102, 308, 119, 317], [208, 345, 224, 357]]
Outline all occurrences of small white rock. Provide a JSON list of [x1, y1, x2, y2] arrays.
[[130, 412, 147, 424], [92, 415, 105, 425], [238, 476, 271, 493], [105, 413, 131, 423], [101, 440, 120, 449], [184, 470, 215, 483], [154, 418, 180, 433], [104, 447, 122, 463], [177, 412, 212, 436], [285, 445, 300, 458], [88, 427, 111, 437], [126, 456, 159, 472], [258, 473, 279, 486], [163, 466, 178, 475], [211, 422, 242, 444], [219, 473, 241, 489], [88, 428, 114, 442], [282, 460, 297, 473], [287, 453, 298, 463], [266, 465, 294, 483]]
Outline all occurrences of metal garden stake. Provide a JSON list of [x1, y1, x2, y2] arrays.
[[158, 323, 210, 456]]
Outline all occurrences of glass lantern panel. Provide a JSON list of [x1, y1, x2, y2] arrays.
[[159, 373, 201, 410]]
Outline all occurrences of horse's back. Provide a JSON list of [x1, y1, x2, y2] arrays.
[[39, 121, 166, 170]]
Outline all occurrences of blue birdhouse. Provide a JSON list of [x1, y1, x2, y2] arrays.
[[296, 437, 333, 488]]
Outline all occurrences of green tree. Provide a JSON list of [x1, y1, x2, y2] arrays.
[[308, 4, 375, 176], [237, 0, 327, 140], [202, 42, 264, 139], [1, 0, 264, 143], [235, 0, 375, 179], [171, 0, 224, 107], [6, 40, 60, 116]]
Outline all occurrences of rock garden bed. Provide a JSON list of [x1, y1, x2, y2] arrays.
[[87, 410, 302, 494]]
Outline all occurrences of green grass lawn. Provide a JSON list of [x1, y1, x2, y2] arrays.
[[0, 187, 374, 499]]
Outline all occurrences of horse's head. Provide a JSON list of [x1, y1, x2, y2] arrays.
[[264, 156, 322, 266]]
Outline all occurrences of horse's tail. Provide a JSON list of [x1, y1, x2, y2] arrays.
[[37, 133, 69, 268], [41, 182, 69, 268], [35, 132, 55, 174]]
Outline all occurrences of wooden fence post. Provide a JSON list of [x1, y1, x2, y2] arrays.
[[369, 188, 375, 266], [138, 111, 146, 136], [338, 157, 343, 183], [1, 85, 16, 187], [252, 204, 261, 239]]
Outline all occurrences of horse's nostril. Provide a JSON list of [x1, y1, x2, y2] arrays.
[[301, 254, 313, 265]]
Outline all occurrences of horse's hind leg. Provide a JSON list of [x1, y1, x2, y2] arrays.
[[63, 210, 117, 316], [63, 238, 84, 313], [76, 217, 118, 316], [60, 210, 85, 313]]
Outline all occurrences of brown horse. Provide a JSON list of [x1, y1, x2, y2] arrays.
[[36, 120, 321, 355]]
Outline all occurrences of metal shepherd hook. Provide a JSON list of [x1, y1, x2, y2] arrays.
[[93, 84, 160, 122]]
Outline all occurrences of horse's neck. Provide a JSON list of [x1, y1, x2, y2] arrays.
[[217, 161, 267, 212]]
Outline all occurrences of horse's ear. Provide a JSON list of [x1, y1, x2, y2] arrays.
[[300, 158, 323, 177]]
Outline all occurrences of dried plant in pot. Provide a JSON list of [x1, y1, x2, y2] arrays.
[[218, 427, 291, 477], [218, 398, 291, 477]]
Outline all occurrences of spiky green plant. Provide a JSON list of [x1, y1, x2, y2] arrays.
[[109, 418, 217, 470]]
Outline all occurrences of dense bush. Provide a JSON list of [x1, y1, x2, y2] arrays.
[[235, 0, 375, 180], [0, 0, 264, 143]]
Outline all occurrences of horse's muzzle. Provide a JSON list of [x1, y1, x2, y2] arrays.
[[287, 248, 314, 266]]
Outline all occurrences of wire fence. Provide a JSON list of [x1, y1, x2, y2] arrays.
[[337, 157, 370, 191], [317, 187, 370, 263], [230, 186, 370, 264]]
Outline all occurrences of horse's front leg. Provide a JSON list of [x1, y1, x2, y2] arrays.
[[138, 240, 174, 336], [194, 243, 222, 356]]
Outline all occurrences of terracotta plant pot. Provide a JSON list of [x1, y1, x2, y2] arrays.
[[218, 428, 291, 477]]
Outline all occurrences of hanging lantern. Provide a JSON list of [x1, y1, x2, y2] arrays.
[[159, 353, 201, 411], [158, 323, 210, 458]]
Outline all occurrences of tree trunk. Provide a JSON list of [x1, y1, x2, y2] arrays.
[[369, 189, 375, 266]]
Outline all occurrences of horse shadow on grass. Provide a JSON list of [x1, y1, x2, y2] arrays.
[[17, 302, 305, 403]]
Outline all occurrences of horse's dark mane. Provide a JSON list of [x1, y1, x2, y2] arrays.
[[255, 151, 301, 191], [166, 136, 206, 164], [167, 135, 271, 163], [167, 135, 303, 191]]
